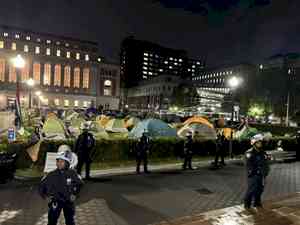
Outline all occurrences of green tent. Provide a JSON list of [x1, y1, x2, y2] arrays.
[[90, 121, 109, 139], [105, 119, 128, 133], [42, 117, 66, 140], [234, 126, 259, 140], [129, 119, 177, 139]]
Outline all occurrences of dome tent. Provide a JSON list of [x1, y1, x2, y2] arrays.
[[183, 116, 214, 128], [89, 121, 109, 139], [42, 114, 66, 140], [178, 123, 217, 140], [129, 119, 177, 139], [125, 117, 141, 129], [105, 118, 128, 133]]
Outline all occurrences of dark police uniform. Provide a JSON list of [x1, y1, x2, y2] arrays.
[[296, 132, 300, 161], [214, 133, 226, 167], [183, 135, 194, 170], [39, 169, 83, 225], [136, 134, 150, 173], [75, 131, 95, 179], [244, 147, 270, 208]]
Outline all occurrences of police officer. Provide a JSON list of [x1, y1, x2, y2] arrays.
[[75, 122, 95, 180], [182, 131, 194, 170], [296, 131, 300, 161], [39, 145, 83, 225], [213, 131, 226, 168], [136, 131, 150, 174], [244, 134, 270, 209]]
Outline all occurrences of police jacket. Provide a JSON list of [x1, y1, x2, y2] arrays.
[[39, 168, 83, 203], [74, 131, 95, 158], [137, 136, 150, 155], [245, 148, 270, 178], [184, 137, 194, 155]]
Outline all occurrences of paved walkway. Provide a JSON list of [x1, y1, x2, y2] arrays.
[[152, 193, 300, 225]]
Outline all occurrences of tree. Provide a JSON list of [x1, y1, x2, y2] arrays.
[[247, 98, 272, 118]]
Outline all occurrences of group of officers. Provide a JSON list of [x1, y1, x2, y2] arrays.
[[37, 121, 300, 225]]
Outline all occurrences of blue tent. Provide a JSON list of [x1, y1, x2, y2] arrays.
[[129, 119, 177, 139]]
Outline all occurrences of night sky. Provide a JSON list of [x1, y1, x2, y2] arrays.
[[0, 0, 300, 67]]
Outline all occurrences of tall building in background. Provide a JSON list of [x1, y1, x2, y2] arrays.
[[120, 37, 204, 88], [0, 25, 120, 110]]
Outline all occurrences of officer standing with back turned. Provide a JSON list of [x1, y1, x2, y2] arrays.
[[136, 131, 150, 174], [182, 131, 194, 170], [244, 134, 270, 210]]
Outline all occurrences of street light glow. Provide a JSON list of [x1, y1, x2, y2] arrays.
[[26, 78, 35, 87], [35, 91, 41, 96], [12, 54, 25, 68], [228, 76, 241, 88]]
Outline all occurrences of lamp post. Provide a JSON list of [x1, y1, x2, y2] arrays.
[[26, 78, 35, 109], [12, 55, 25, 128], [35, 91, 42, 109], [227, 76, 242, 158]]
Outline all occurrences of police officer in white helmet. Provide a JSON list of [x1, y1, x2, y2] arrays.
[[39, 145, 83, 225], [244, 134, 270, 210]]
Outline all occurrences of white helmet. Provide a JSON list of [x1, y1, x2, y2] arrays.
[[186, 130, 193, 137], [57, 145, 78, 169], [80, 122, 90, 130], [251, 134, 264, 145]]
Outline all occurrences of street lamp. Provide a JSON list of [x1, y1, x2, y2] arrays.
[[26, 78, 35, 109], [227, 76, 242, 158], [11, 54, 25, 129]]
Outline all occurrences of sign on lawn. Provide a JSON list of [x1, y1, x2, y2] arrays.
[[8, 128, 16, 142], [44, 152, 57, 173]]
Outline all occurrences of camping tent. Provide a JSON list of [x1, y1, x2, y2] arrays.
[[96, 115, 111, 127], [183, 116, 214, 129], [42, 115, 66, 140], [125, 117, 141, 129], [129, 119, 177, 139], [178, 123, 217, 140], [234, 125, 259, 140], [105, 119, 128, 133], [89, 121, 109, 139]]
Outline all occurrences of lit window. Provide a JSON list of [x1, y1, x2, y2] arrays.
[[143, 66, 148, 70], [44, 63, 51, 85], [65, 43, 69, 47], [24, 45, 29, 52], [11, 42, 16, 50], [15, 34, 20, 39], [54, 99, 60, 106], [9, 65, 16, 83], [144, 53, 149, 56], [143, 71, 147, 74], [46, 48, 51, 55], [82, 68, 90, 88], [54, 64, 61, 86], [46, 40, 51, 44], [144, 57, 148, 61], [43, 98, 48, 106], [149, 72, 153, 75], [74, 100, 79, 107], [0, 59, 5, 82], [35, 46, 40, 54], [66, 51, 71, 58], [188, 69, 191, 72], [192, 65, 195, 68], [144, 62, 148, 65], [56, 41, 60, 45], [197, 62, 200, 65], [64, 66, 71, 87], [169, 66, 173, 69], [64, 100, 69, 107], [174, 62, 178, 65], [56, 49, 61, 57], [179, 59, 183, 62], [76, 53, 80, 60], [37, 38, 41, 42], [0, 41, 3, 49], [97, 57, 102, 62], [169, 57, 173, 60], [33, 63, 41, 84], [73, 67, 80, 88], [3, 33, 8, 37], [159, 69, 163, 72], [85, 54, 89, 61], [142, 75, 147, 79], [21, 65, 29, 82], [164, 61, 168, 64], [26, 36, 31, 41]]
